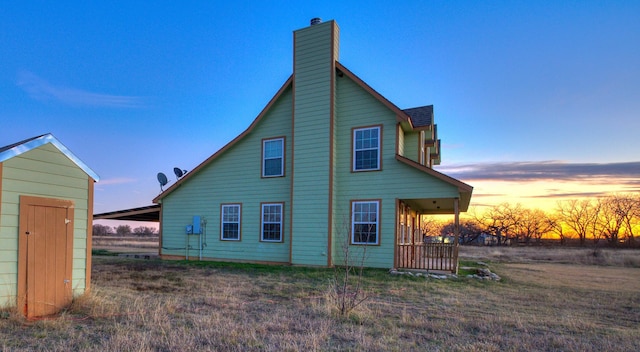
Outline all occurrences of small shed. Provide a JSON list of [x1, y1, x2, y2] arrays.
[[0, 134, 99, 318]]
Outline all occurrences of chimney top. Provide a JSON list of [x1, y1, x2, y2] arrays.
[[310, 18, 322, 26]]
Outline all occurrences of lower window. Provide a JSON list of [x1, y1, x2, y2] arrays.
[[221, 204, 241, 240], [351, 200, 379, 245], [261, 203, 283, 242]]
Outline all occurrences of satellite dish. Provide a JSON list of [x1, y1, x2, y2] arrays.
[[174, 167, 187, 180], [157, 172, 168, 191]]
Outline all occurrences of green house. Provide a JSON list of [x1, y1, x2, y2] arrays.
[[153, 19, 472, 270], [0, 134, 99, 317]]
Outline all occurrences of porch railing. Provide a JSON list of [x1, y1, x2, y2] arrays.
[[396, 242, 458, 273]]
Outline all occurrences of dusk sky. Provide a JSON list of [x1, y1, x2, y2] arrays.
[[2, 1, 639, 227]]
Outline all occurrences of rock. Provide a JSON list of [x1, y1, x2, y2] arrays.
[[467, 267, 501, 281], [429, 274, 449, 279], [389, 270, 458, 280]]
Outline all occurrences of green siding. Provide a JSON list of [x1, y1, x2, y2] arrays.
[[160, 87, 293, 263], [333, 73, 397, 268], [397, 128, 405, 156], [290, 21, 339, 266], [403, 131, 420, 162], [159, 21, 468, 269], [333, 74, 461, 268], [0, 143, 90, 306]]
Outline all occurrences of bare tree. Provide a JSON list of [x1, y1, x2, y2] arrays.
[[441, 219, 483, 244], [556, 199, 597, 246], [516, 208, 553, 244], [474, 203, 522, 245], [588, 199, 606, 245], [329, 218, 369, 316], [546, 215, 567, 245], [115, 224, 132, 237], [92, 224, 113, 236], [596, 196, 627, 246], [133, 226, 158, 237], [420, 216, 444, 240], [616, 193, 640, 247]]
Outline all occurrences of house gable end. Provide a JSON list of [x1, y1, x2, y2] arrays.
[[158, 81, 293, 264], [153, 76, 293, 203], [335, 62, 414, 127]]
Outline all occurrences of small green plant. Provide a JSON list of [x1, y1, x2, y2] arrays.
[[92, 249, 119, 256]]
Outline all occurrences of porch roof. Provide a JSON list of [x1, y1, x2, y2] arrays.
[[402, 198, 466, 215], [395, 155, 473, 214]]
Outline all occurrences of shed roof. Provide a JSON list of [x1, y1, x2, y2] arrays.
[[0, 133, 100, 181]]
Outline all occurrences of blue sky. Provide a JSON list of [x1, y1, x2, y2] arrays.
[[2, 1, 639, 220]]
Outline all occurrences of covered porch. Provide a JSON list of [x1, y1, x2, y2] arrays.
[[395, 197, 466, 274], [392, 156, 473, 273]]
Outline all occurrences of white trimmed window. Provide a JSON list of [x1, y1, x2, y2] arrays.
[[221, 204, 241, 240], [262, 138, 284, 177], [261, 203, 283, 242], [351, 201, 379, 245], [353, 126, 380, 171]]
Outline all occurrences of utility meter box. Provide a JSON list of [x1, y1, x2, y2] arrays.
[[186, 216, 201, 235]]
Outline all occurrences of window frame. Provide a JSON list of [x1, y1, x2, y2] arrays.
[[352, 125, 382, 172], [262, 137, 285, 178], [260, 202, 284, 242], [350, 200, 381, 245], [220, 203, 242, 241]]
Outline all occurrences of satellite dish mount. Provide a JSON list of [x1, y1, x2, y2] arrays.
[[174, 167, 187, 180], [157, 172, 168, 191]]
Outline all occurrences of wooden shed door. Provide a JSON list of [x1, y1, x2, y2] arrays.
[[18, 196, 74, 318]]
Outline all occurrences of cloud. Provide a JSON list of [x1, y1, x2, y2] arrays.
[[470, 193, 509, 198], [438, 160, 640, 184], [97, 177, 137, 186], [17, 71, 146, 108], [528, 191, 613, 199]]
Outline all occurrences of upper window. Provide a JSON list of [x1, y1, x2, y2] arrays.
[[262, 138, 284, 177], [221, 204, 241, 240], [351, 200, 379, 245], [261, 203, 283, 242], [353, 126, 380, 171]]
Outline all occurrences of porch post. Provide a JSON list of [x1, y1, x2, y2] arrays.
[[394, 199, 399, 268], [453, 198, 460, 274]]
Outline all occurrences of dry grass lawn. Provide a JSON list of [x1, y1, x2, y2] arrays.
[[1, 246, 639, 351]]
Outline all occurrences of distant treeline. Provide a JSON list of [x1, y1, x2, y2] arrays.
[[425, 193, 640, 248], [93, 224, 158, 237]]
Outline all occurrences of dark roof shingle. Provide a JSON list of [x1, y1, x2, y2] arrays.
[[403, 105, 433, 128]]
